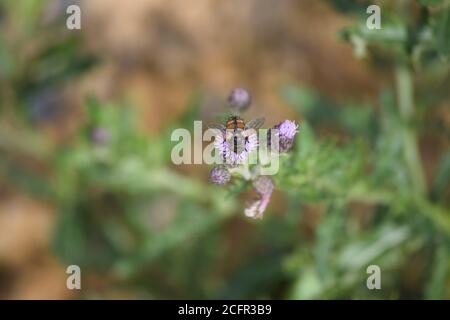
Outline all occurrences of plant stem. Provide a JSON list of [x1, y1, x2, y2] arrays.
[[395, 64, 427, 195]]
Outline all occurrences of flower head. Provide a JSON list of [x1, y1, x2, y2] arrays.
[[210, 165, 231, 185], [272, 120, 298, 153], [228, 88, 251, 112], [214, 129, 258, 166]]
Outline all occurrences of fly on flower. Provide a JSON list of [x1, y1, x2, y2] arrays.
[[208, 88, 298, 219], [209, 115, 264, 166]]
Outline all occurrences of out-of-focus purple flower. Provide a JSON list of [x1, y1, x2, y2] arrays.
[[245, 176, 274, 219], [272, 120, 298, 153], [214, 129, 258, 166], [42, 0, 80, 24], [210, 165, 231, 185], [228, 88, 251, 111], [91, 127, 110, 145], [28, 88, 66, 123]]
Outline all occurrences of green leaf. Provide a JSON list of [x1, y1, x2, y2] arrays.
[[0, 35, 15, 78], [327, 0, 373, 16], [425, 242, 450, 299], [418, 0, 444, 6], [338, 225, 410, 270], [432, 6, 450, 59], [289, 267, 324, 299], [432, 149, 450, 201]]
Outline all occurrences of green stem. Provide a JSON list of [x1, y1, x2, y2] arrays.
[[395, 64, 427, 195]]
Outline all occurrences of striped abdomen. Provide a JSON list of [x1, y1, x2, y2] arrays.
[[226, 116, 245, 131]]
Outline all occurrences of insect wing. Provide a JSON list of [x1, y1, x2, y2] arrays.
[[245, 117, 265, 130], [208, 123, 226, 134], [242, 128, 256, 138]]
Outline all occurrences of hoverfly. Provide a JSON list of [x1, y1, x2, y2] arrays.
[[209, 115, 265, 155]]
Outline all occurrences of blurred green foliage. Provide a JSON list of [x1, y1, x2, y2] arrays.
[[0, 0, 450, 299]]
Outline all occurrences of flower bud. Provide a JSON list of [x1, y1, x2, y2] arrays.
[[253, 176, 274, 195], [244, 193, 271, 219], [209, 166, 231, 185], [228, 88, 251, 111], [244, 176, 274, 219]]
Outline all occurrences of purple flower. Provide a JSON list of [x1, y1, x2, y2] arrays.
[[210, 166, 231, 185], [214, 129, 258, 166], [228, 88, 251, 111], [277, 120, 298, 139], [245, 176, 274, 219], [272, 120, 298, 153], [91, 127, 110, 145]]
